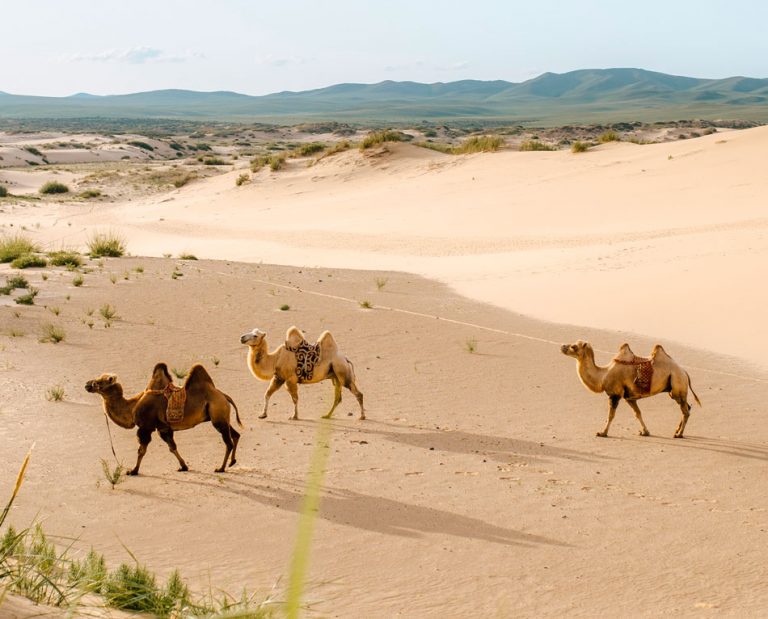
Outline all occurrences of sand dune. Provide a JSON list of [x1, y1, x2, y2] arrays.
[[11, 125, 768, 368]]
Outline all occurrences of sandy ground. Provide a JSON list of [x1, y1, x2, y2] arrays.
[[3, 125, 767, 368], [1, 257, 767, 618], [1, 126, 768, 617]]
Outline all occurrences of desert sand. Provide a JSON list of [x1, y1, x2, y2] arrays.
[[1, 127, 768, 617]]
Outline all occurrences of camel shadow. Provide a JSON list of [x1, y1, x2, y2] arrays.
[[173, 473, 566, 548], [269, 419, 607, 465], [645, 435, 768, 462]]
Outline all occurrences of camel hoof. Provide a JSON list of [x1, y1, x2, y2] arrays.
[[321, 413, 332, 419], [674, 434, 684, 439], [639, 430, 650, 437], [359, 415, 366, 421], [229, 459, 237, 467], [595, 432, 608, 438], [258, 413, 267, 419], [178, 466, 189, 472], [214, 468, 225, 473], [127, 469, 139, 476], [290, 416, 299, 421]]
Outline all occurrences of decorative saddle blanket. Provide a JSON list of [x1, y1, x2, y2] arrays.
[[613, 355, 654, 394], [285, 339, 321, 383], [158, 383, 186, 423]]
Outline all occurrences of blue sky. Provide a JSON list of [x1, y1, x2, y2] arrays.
[[3, 0, 767, 96]]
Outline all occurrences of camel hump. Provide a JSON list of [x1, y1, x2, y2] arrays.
[[317, 330, 339, 354], [147, 363, 172, 390], [185, 364, 214, 387], [614, 343, 635, 363], [285, 326, 306, 348], [651, 344, 669, 359]]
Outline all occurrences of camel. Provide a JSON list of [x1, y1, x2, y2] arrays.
[[85, 363, 241, 475], [560, 341, 701, 438], [240, 326, 365, 421]]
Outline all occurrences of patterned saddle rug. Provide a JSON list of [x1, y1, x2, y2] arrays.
[[285, 339, 321, 383], [148, 383, 187, 423], [613, 355, 654, 394]]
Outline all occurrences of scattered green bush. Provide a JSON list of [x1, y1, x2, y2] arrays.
[[178, 253, 197, 260], [360, 130, 406, 150], [6, 274, 28, 289], [48, 250, 82, 267], [128, 140, 154, 151], [46, 385, 65, 402], [297, 142, 325, 156], [73, 274, 84, 287], [39, 181, 70, 195], [11, 254, 47, 269], [14, 288, 38, 305], [519, 140, 556, 151], [235, 173, 250, 186], [203, 157, 227, 166], [39, 323, 66, 344], [453, 135, 504, 154], [599, 130, 620, 143], [571, 141, 590, 153], [88, 231, 126, 257], [0, 234, 38, 262], [80, 189, 102, 199]]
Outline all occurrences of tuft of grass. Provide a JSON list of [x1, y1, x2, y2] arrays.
[[87, 231, 126, 257], [48, 306, 61, 316], [0, 234, 39, 263], [414, 141, 453, 154], [519, 140, 556, 151], [321, 140, 351, 158], [269, 154, 286, 171], [6, 274, 29, 289], [358, 300, 373, 309], [297, 142, 325, 156], [99, 303, 118, 321], [134, 265, 144, 273], [571, 141, 590, 153], [11, 254, 47, 269], [46, 385, 65, 402], [599, 130, 620, 143], [465, 338, 478, 353], [39, 323, 66, 344], [375, 277, 388, 291], [203, 157, 227, 166], [73, 274, 84, 287], [14, 289, 38, 305], [360, 129, 406, 150], [8, 329, 24, 337], [48, 250, 82, 268], [235, 172, 250, 186], [0, 185, 8, 197], [171, 367, 188, 380], [212, 356, 220, 367], [39, 181, 70, 195], [100, 459, 125, 490], [109, 273, 118, 284], [453, 135, 504, 154], [178, 253, 197, 260], [279, 304, 290, 311], [79, 189, 102, 199]]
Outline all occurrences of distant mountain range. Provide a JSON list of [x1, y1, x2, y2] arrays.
[[1, 68, 767, 125]]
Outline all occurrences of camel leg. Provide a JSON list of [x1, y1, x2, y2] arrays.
[[158, 428, 189, 472], [229, 426, 240, 467], [597, 395, 620, 437], [322, 375, 343, 419], [625, 400, 650, 436], [129, 428, 153, 475], [348, 381, 365, 420], [260, 376, 284, 419], [286, 380, 300, 420], [674, 398, 691, 438], [213, 421, 234, 473]]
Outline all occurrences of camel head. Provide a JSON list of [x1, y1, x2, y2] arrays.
[[560, 340, 592, 359], [240, 328, 266, 347], [84, 374, 119, 394]]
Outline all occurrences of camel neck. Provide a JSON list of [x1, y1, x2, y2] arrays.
[[576, 348, 608, 393], [248, 340, 278, 380], [101, 385, 139, 429]]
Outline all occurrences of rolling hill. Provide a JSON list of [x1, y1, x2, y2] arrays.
[[1, 68, 767, 124]]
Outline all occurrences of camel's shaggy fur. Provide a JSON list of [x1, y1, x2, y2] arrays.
[[240, 326, 364, 420], [561, 341, 701, 438], [85, 363, 241, 474]]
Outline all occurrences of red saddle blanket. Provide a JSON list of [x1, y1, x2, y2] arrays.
[[613, 356, 654, 394]]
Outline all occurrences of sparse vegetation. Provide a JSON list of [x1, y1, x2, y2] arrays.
[[599, 130, 620, 143], [49, 306, 61, 316], [279, 304, 290, 311], [212, 356, 220, 367], [571, 141, 590, 153], [465, 338, 478, 353], [99, 303, 118, 322], [178, 253, 197, 260], [235, 172, 250, 186], [88, 231, 126, 257], [39, 181, 70, 195], [45, 385, 65, 402], [8, 329, 24, 337], [48, 250, 82, 267], [109, 273, 118, 284], [320, 140, 351, 158], [171, 367, 188, 380], [360, 129, 406, 150], [297, 142, 325, 156], [519, 140, 556, 151], [203, 157, 227, 166], [134, 265, 144, 273], [453, 135, 504, 154], [415, 141, 453, 153], [39, 323, 66, 344], [79, 189, 102, 199], [14, 289, 38, 305], [73, 274, 84, 286], [11, 254, 47, 269], [0, 234, 38, 263], [6, 275, 28, 289], [359, 300, 373, 309], [100, 459, 125, 490], [128, 140, 154, 151], [375, 277, 388, 291]]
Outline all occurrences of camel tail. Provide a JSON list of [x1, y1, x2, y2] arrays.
[[687, 372, 702, 407], [223, 391, 242, 427]]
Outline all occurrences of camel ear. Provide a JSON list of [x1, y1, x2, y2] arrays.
[[106, 374, 117, 384], [254, 328, 265, 337]]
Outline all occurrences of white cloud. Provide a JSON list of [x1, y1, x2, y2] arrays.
[[70, 47, 204, 64], [256, 54, 307, 68]]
